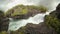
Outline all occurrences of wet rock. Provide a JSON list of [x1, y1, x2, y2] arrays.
[[56, 3, 60, 12], [15, 23, 57, 34], [45, 3, 60, 34], [0, 11, 9, 31], [50, 3, 60, 19]]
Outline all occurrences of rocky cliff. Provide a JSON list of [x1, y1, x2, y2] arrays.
[[0, 11, 9, 31], [45, 3, 60, 34]]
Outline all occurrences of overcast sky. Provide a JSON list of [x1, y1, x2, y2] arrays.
[[0, 0, 60, 12]]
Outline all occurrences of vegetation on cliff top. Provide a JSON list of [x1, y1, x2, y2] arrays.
[[45, 3, 60, 34], [5, 5, 48, 17]]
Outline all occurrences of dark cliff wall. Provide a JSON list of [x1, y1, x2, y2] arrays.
[[0, 11, 9, 31]]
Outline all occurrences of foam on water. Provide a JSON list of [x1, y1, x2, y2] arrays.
[[8, 9, 55, 31], [8, 13, 45, 31]]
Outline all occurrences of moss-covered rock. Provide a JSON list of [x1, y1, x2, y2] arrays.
[[0, 11, 9, 32], [45, 3, 60, 34], [5, 5, 48, 19], [13, 23, 56, 34]]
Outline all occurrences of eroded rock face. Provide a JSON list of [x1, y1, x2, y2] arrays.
[[0, 11, 9, 31], [11, 23, 56, 34], [56, 3, 60, 19], [0, 18, 9, 31], [26, 23, 56, 34], [56, 3, 60, 12], [50, 3, 60, 19], [6, 5, 47, 20], [44, 3, 60, 34]]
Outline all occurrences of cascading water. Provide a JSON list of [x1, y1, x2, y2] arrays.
[[8, 13, 45, 31], [8, 10, 52, 31], [0, 0, 60, 32]]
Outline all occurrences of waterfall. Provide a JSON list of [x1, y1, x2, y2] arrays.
[[8, 10, 53, 31], [8, 10, 54, 31], [0, 0, 60, 32], [8, 13, 45, 31]]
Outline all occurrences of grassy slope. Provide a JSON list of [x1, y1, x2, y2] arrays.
[[5, 5, 48, 17]]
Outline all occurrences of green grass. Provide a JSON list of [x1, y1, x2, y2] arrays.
[[5, 5, 48, 17]]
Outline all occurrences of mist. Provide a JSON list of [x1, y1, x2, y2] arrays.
[[0, 0, 60, 12]]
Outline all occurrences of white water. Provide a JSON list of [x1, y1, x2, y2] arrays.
[[0, 0, 60, 31], [8, 11, 52, 31], [8, 13, 45, 31]]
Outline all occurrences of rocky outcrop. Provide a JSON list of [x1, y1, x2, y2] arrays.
[[56, 3, 60, 19], [20, 23, 57, 34], [6, 5, 47, 20], [56, 3, 60, 12], [10, 23, 57, 34], [45, 3, 60, 34], [50, 3, 60, 19], [0, 11, 9, 31]]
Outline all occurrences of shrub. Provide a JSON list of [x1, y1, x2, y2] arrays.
[[45, 15, 60, 34]]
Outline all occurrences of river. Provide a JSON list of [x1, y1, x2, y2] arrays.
[[0, 0, 60, 31]]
